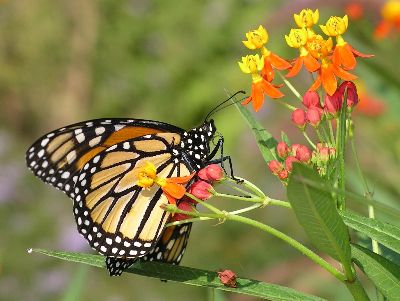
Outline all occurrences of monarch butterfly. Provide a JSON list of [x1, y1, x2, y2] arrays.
[[25, 90, 242, 276]]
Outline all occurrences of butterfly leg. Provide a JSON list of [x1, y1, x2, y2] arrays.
[[207, 136, 240, 181]]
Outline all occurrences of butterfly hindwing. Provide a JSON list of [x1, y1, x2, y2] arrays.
[[72, 133, 194, 257], [105, 222, 192, 276]]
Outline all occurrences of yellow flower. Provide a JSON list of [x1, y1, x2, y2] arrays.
[[382, 0, 400, 22], [238, 54, 264, 74], [285, 28, 308, 49], [294, 9, 319, 28], [307, 35, 333, 59], [242, 25, 269, 49], [320, 15, 349, 37], [137, 162, 157, 188], [136, 161, 194, 205]]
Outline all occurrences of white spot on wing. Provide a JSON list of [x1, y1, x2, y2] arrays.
[[41, 138, 49, 147], [89, 136, 101, 147], [95, 127, 105, 135], [76, 133, 85, 143]]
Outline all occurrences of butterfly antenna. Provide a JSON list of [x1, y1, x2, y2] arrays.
[[205, 91, 246, 121]]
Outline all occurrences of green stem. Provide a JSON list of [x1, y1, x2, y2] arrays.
[[328, 118, 336, 146], [184, 193, 223, 215], [278, 72, 302, 100], [226, 214, 346, 282], [315, 127, 326, 144], [225, 177, 265, 198], [337, 103, 347, 210], [302, 131, 317, 149], [321, 122, 333, 146], [214, 192, 263, 203], [268, 199, 292, 208], [275, 98, 297, 111], [345, 278, 370, 301], [165, 204, 345, 281], [221, 182, 255, 197], [351, 138, 380, 255]]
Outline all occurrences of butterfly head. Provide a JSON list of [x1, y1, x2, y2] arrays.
[[180, 120, 216, 164]]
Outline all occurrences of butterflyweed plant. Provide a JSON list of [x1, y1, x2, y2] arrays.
[[29, 8, 400, 301]]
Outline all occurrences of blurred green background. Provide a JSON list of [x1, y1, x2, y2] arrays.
[[1, 0, 399, 300]]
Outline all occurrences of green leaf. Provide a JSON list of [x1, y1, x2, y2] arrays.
[[281, 131, 291, 146], [287, 164, 352, 269], [30, 248, 326, 301], [235, 103, 278, 162], [341, 211, 400, 254], [352, 244, 400, 300]]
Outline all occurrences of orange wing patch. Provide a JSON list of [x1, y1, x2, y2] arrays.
[[76, 127, 166, 170]]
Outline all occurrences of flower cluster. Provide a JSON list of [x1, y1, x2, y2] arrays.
[[268, 142, 312, 181], [137, 162, 225, 222], [291, 81, 358, 130], [268, 140, 337, 181], [285, 9, 372, 96], [171, 164, 224, 222], [238, 9, 372, 114], [238, 25, 289, 111]]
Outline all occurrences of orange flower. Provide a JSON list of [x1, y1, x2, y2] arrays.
[[238, 54, 284, 112], [309, 60, 357, 95], [261, 48, 292, 81], [285, 28, 320, 77], [304, 32, 357, 95], [242, 80, 284, 111], [137, 162, 194, 205], [159, 175, 194, 205], [320, 15, 372, 70], [332, 42, 373, 71]]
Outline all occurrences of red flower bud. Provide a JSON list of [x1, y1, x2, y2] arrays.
[[276, 141, 289, 159], [291, 144, 300, 156], [285, 156, 299, 172], [172, 201, 195, 221], [295, 145, 312, 162], [189, 180, 213, 200], [198, 164, 224, 182], [278, 169, 289, 180], [218, 269, 237, 288], [302, 91, 321, 108], [319, 147, 330, 162], [324, 93, 342, 115], [316, 143, 325, 150], [291, 109, 307, 128], [338, 81, 359, 108], [268, 160, 283, 175], [306, 107, 322, 127]]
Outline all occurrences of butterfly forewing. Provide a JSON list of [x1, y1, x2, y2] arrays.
[[26, 119, 184, 197], [72, 133, 193, 257]]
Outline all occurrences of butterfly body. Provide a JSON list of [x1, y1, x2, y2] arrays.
[[26, 118, 217, 275]]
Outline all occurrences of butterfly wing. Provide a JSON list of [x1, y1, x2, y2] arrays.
[[26, 118, 184, 198], [105, 222, 192, 276], [72, 132, 195, 258]]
